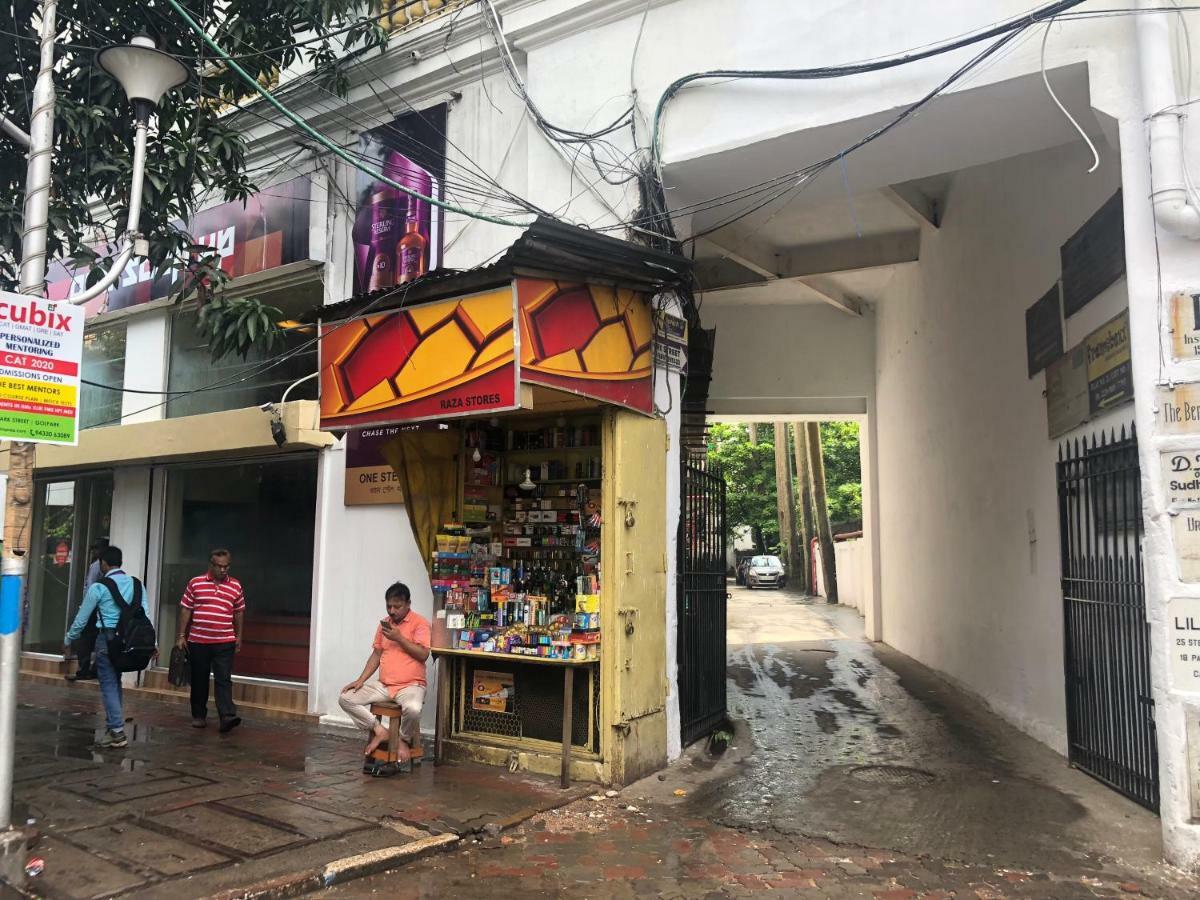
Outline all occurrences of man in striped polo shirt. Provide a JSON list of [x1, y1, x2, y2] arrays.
[[174, 548, 245, 733]]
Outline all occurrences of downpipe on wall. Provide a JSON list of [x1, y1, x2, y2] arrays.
[[1138, 0, 1200, 239]]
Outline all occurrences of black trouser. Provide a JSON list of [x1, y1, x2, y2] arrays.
[[187, 641, 237, 721], [71, 615, 98, 676]]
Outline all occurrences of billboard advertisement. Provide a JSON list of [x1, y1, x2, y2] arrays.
[[352, 105, 446, 295], [516, 278, 654, 414], [45, 176, 312, 319], [319, 285, 518, 429], [0, 291, 85, 445]]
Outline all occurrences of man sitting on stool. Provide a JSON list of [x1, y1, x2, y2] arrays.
[[340, 582, 430, 768]]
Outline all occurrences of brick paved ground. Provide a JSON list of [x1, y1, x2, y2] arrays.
[[321, 795, 1199, 898]]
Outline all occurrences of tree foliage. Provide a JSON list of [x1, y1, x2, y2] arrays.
[[706, 423, 779, 551], [817, 421, 862, 526], [706, 421, 863, 551], [0, 0, 387, 303]]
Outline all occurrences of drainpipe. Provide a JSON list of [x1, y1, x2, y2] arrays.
[[1138, 0, 1200, 239]]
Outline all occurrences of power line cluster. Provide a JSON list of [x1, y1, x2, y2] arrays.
[[10, 0, 1198, 418]]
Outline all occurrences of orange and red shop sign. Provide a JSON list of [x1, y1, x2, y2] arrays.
[[318, 278, 654, 429]]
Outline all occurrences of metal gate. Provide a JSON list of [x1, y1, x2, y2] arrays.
[[678, 459, 728, 746], [1057, 426, 1158, 812]]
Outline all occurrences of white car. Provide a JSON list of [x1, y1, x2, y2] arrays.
[[746, 555, 786, 589]]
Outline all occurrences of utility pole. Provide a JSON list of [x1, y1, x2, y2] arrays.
[[806, 422, 838, 604], [773, 422, 798, 575], [792, 423, 816, 594], [0, 0, 58, 881]]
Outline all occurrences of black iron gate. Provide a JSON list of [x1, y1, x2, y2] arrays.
[[678, 459, 728, 746], [1057, 426, 1158, 812]]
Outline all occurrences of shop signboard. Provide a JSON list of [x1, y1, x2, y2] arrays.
[[0, 291, 85, 445], [344, 426, 406, 505], [516, 278, 654, 414], [472, 670, 514, 713], [1086, 310, 1133, 416], [319, 285, 519, 428], [45, 176, 312, 319], [1045, 343, 1089, 438], [352, 105, 446, 295]]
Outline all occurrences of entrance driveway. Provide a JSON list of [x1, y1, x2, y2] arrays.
[[721, 582, 1176, 878]]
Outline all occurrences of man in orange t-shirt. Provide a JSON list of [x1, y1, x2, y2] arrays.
[[340, 582, 431, 764]]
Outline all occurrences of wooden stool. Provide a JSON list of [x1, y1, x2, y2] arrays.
[[368, 700, 423, 767]]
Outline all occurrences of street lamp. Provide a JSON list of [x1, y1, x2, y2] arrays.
[[0, 25, 190, 888], [74, 34, 190, 304]]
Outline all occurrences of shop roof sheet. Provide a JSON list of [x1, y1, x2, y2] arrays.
[[306, 217, 691, 324]]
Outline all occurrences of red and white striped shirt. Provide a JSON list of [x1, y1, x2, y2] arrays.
[[181, 574, 246, 644]]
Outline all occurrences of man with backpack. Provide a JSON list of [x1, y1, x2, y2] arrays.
[[63, 545, 151, 749]]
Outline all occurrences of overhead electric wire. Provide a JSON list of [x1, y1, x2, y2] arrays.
[[163, 0, 532, 229], [647, 0, 1092, 174]]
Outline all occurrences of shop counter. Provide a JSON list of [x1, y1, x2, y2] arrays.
[[431, 647, 599, 788]]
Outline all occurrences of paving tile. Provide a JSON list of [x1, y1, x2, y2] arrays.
[[149, 802, 307, 857], [67, 819, 231, 875], [31, 835, 147, 899]]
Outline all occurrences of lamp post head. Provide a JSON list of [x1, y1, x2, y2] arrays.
[[96, 34, 191, 124]]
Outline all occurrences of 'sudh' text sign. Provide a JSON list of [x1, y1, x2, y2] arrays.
[[0, 291, 84, 445], [1162, 450, 1200, 507]]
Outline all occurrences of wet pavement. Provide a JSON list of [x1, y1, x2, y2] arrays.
[[318, 584, 1200, 898], [10, 679, 587, 898], [717, 586, 1167, 874]]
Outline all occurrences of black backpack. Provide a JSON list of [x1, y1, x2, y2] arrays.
[[100, 576, 157, 673]]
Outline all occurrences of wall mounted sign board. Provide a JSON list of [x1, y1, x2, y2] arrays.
[[1163, 450, 1200, 507], [1171, 290, 1200, 361], [1046, 343, 1089, 438], [1174, 511, 1200, 581], [1156, 384, 1200, 434], [46, 176, 313, 320], [1026, 283, 1063, 377], [1170, 597, 1200, 690], [344, 426, 406, 505], [1060, 190, 1125, 317], [1187, 706, 1200, 818], [1086, 310, 1133, 416]]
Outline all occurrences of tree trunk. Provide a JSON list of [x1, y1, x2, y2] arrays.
[[806, 422, 839, 603], [747, 423, 758, 446], [773, 423, 799, 580], [792, 423, 816, 594]]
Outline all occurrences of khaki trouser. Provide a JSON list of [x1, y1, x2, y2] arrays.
[[339, 682, 425, 741]]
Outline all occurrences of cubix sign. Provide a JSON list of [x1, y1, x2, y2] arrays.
[[0, 291, 85, 445]]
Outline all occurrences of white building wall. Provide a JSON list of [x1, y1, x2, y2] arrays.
[[875, 142, 1128, 754], [308, 441, 436, 731], [701, 302, 876, 417]]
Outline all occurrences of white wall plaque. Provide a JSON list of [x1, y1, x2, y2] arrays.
[[1170, 597, 1200, 691], [1163, 451, 1200, 507]]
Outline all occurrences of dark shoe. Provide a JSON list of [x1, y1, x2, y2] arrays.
[[363, 755, 377, 775], [95, 729, 127, 749], [191, 718, 206, 728], [369, 761, 398, 778], [218, 716, 241, 734]]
